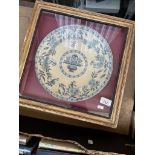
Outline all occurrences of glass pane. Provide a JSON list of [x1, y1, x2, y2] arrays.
[[20, 10, 128, 118]]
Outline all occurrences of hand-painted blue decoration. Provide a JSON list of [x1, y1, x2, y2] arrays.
[[35, 25, 113, 102]]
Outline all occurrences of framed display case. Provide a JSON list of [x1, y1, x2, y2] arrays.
[[19, 0, 134, 128]]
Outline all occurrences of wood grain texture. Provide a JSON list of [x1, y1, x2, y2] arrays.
[[19, 1, 134, 129], [19, 6, 33, 52]]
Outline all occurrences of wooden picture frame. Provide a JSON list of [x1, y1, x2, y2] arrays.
[[19, 0, 134, 128]]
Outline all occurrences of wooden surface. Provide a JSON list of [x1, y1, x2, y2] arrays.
[[19, 5, 134, 134], [19, 6, 33, 51], [20, 116, 132, 154]]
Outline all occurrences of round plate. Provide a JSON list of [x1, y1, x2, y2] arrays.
[[35, 25, 113, 102]]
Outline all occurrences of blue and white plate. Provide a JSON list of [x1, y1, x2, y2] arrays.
[[35, 25, 113, 102]]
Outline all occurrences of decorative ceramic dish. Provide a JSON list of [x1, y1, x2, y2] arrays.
[[35, 25, 113, 102]]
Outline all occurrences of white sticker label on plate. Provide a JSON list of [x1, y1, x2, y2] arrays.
[[100, 97, 112, 107]]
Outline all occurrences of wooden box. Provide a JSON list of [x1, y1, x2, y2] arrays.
[[19, 1, 134, 128]]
